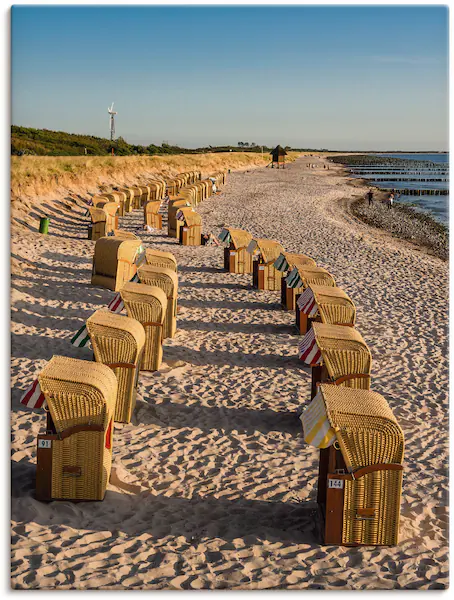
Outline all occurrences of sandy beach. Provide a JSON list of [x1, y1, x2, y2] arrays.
[[11, 156, 448, 589]]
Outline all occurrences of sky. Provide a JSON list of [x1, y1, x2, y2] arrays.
[[11, 5, 449, 150]]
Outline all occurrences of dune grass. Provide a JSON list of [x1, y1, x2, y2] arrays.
[[11, 152, 300, 199]]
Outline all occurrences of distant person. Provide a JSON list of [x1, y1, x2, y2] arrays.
[[387, 192, 394, 210], [367, 189, 374, 206]]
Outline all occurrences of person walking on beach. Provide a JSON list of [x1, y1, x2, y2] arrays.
[[367, 189, 374, 206], [387, 192, 394, 209]]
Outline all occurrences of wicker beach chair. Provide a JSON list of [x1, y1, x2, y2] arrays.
[[115, 187, 134, 212], [247, 238, 285, 291], [219, 228, 253, 274], [138, 265, 178, 339], [91, 236, 143, 291], [120, 282, 167, 371], [178, 208, 202, 246], [168, 199, 191, 238], [100, 191, 125, 216], [287, 266, 336, 332], [88, 208, 108, 241], [274, 252, 317, 310], [144, 200, 163, 229], [145, 249, 177, 272], [35, 356, 117, 502], [297, 285, 356, 335], [103, 201, 119, 231], [86, 310, 145, 423], [301, 383, 404, 546], [299, 322, 372, 398], [129, 186, 145, 209]]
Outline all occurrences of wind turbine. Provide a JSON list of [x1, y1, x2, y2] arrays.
[[108, 102, 117, 142]]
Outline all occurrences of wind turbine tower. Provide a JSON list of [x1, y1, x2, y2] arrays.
[[108, 102, 117, 142]]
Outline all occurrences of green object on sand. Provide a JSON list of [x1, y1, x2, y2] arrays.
[[39, 217, 50, 234]]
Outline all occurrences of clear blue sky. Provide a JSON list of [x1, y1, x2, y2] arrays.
[[11, 5, 449, 150]]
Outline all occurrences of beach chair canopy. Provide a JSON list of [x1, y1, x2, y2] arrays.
[[219, 228, 252, 249], [38, 355, 117, 433], [299, 323, 371, 383], [87, 309, 146, 363], [112, 230, 140, 240], [297, 285, 356, 325], [287, 265, 336, 289], [89, 208, 106, 224], [120, 281, 167, 315], [93, 237, 143, 278], [145, 249, 177, 272], [138, 265, 178, 296], [103, 202, 119, 217], [274, 252, 317, 272], [144, 201, 161, 215], [246, 238, 284, 264], [301, 384, 404, 469], [177, 208, 201, 226]]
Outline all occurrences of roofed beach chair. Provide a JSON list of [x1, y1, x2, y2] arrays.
[[299, 322, 372, 399], [35, 356, 117, 502], [103, 201, 119, 231], [100, 191, 125, 216], [274, 252, 317, 310], [168, 199, 191, 238], [91, 236, 143, 291], [138, 265, 178, 338], [297, 285, 356, 335], [219, 228, 253, 274], [115, 187, 134, 212], [286, 266, 336, 332], [145, 249, 177, 272], [177, 208, 202, 246], [120, 282, 167, 371], [144, 200, 163, 229], [247, 238, 285, 291], [129, 186, 146, 209], [86, 310, 145, 423], [301, 383, 404, 546], [88, 208, 108, 241]]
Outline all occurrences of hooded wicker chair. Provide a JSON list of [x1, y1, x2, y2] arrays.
[[102, 202, 119, 231], [99, 191, 125, 216], [178, 208, 202, 246], [297, 285, 356, 335], [168, 199, 191, 238], [274, 252, 318, 310], [219, 228, 253, 274], [88, 208, 108, 241], [307, 384, 404, 546], [143, 181, 165, 201], [299, 322, 372, 399], [91, 237, 143, 291], [145, 249, 177, 272], [115, 188, 134, 212], [129, 186, 145, 209], [247, 238, 285, 291], [144, 200, 163, 229], [120, 282, 167, 371], [138, 265, 178, 338], [287, 266, 336, 331], [86, 310, 146, 423], [35, 355, 117, 502]]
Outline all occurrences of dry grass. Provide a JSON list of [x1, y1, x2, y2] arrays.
[[11, 152, 300, 199]]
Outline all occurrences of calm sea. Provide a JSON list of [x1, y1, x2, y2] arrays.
[[358, 153, 449, 226]]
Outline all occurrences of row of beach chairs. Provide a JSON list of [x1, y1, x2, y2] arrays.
[[219, 226, 405, 547], [21, 170, 226, 504]]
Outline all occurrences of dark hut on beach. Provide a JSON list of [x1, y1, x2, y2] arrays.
[[270, 145, 287, 169]]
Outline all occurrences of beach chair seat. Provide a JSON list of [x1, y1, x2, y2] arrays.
[[138, 265, 178, 338], [297, 285, 356, 335], [145, 249, 177, 272], [86, 310, 145, 423], [219, 228, 253, 274], [91, 236, 143, 291], [274, 252, 317, 310], [120, 282, 167, 371], [144, 200, 163, 229], [247, 238, 285, 291], [35, 356, 117, 502], [300, 384, 404, 546], [299, 322, 372, 398], [177, 208, 202, 246], [88, 208, 107, 241]]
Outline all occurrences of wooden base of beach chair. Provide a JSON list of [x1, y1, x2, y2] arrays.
[[224, 246, 253, 274], [179, 225, 202, 246], [252, 260, 282, 291]]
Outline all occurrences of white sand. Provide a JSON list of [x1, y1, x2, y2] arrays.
[[11, 157, 448, 589]]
